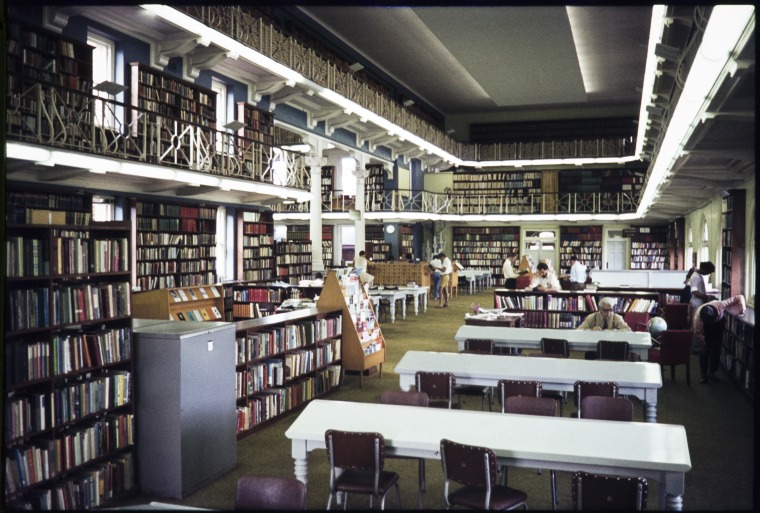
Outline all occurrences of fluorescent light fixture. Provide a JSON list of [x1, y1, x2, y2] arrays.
[[223, 120, 245, 131], [94, 81, 128, 95], [654, 43, 681, 62], [636, 5, 668, 158], [273, 212, 310, 221], [348, 62, 364, 72], [119, 162, 177, 180], [6, 142, 51, 162], [637, 5, 755, 217], [403, 99, 414, 107]]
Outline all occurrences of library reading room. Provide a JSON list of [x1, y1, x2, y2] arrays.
[[3, 4, 756, 511]]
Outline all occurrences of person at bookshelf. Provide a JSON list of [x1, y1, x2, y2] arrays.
[[353, 251, 374, 288], [693, 294, 746, 384], [502, 252, 519, 288], [528, 262, 560, 292], [437, 252, 453, 307], [568, 254, 587, 291], [689, 261, 717, 325], [430, 253, 443, 300], [576, 297, 632, 332]]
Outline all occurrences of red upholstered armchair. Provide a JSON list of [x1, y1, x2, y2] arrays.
[[624, 311, 650, 332], [662, 303, 690, 330], [648, 329, 692, 385]]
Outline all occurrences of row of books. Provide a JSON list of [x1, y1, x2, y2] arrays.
[[242, 233, 273, 244], [496, 294, 595, 312], [5, 443, 134, 508], [168, 286, 220, 302], [231, 303, 274, 319], [284, 350, 316, 380], [242, 269, 274, 282], [52, 282, 131, 326], [242, 258, 275, 270], [233, 287, 288, 303], [517, 311, 584, 329], [136, 232, 214, 246], [48, 327, 132, 377], [242, 246, 274, 258], [137, 258, 214, 276]]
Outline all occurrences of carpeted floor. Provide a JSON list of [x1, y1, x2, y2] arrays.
[[113, 287, 755, 511]]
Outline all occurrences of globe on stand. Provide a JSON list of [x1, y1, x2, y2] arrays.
[[648, 316, 668, 339]]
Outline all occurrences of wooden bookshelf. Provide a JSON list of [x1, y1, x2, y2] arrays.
[[721, 309, 754, 400], [668, 218, 686, 271], [228, 283, 295, 320], [322, 225, 334, 267], [275, 241, 312, 285], [364, 164, 385, 212], [366, 225, 391, 262], [237, 211, 274, 283], [321, 166, 335, 210], [287, 224, 310, 242], [129, 62, 216, 143], [493, 289, 660, 329], [559, 225, 602, 275], [721, 189, 745, 299], [234, 307, 343, 437], [398, 224, 414, 259], [132, 285, 224, 321], [4, 202, 135, 509], [317, 271, 384, 387], [627, 225, 669, 270], [6, 19, 93, 145], [133, 200, 218, 290], [235, 101, 274, 146], [452, 226, 520, 281]]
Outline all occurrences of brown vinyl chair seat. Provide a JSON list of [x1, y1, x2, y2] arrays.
[[580, 396, 635, 422], [234, 475, 307, 510], [572, 471, 648, 510]]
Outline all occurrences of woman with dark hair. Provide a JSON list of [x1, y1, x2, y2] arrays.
[[688, 261, 717, 323], [693, 295, 746, 383]]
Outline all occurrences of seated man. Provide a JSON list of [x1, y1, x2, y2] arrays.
[[528, 262, 560, 292], [577, 297, 632, 331]]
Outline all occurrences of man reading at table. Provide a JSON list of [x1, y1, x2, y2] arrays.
[[577, 297, 631, 331], [528, 262, 560, 292]]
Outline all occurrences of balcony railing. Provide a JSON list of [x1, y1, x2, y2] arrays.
[[6, 82, 310, 191]]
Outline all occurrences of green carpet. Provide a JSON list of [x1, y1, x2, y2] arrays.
[[118, 288, 755, 510]]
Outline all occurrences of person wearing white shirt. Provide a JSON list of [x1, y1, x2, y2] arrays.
[[502, 252, 518, 288], [353, 250, 374, 288], [689, 261, 717, 322], [528, 262, 560, 292], [568, 255, 587, 290], [437, 253, 453, 307], [429, 254, 443, 300]]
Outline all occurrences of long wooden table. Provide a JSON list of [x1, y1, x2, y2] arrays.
[[454, 325, 653, 360], [285, 400, 691, 510], [395, 350, 663, 422]]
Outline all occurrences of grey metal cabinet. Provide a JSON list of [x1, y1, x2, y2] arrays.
[[134, 321, 236, 499]]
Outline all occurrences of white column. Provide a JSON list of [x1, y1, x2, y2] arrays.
[[308, 162, 325, 272], [352, 160, 369, 253]]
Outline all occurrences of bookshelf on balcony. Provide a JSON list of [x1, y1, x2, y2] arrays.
[[721, 189, 745, 300], [236, 211, 274, 283], [235, 102, 274, 178], [452, 170, 541, 214], [234, 307, 343, 437], [493, 289, 660, 329], [627, 225, 670, 270], [129, 61, 216, 145], [364, 164, 385, 212], [5, 189, 135, 509], [133, 200, 218, 291], [6, 19, 94, 146], [452, 226, 520, 281], [317, 271, 384, 387], [559, 225, 602, 275], [275, 240, 312, 285]]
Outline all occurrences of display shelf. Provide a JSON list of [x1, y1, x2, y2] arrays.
[[317, 271, 384, 387], [275, 241, 312, 285], [721, 189, 745, 299], [133, 200, 218, 290], [452, 226, 520, 281], [721, 308, 754, 400], [236, 211, 274, 283], [234, 307, 343, 437], [4, 212, 134, 509], [559, 225, 602, 275], [627, 225, 670, 270], [493, 289, 659, 329], [131, 285, 224, 321]]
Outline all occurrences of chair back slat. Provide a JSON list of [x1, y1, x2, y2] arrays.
[[463, 338, 495, 354], [572, 471, 648, 510], [440, 438, 496, 487], [540, 337, 570, 358], [597, 340, 630, 361], [325, 429, 384, 472], [415, 371, 456, 407]]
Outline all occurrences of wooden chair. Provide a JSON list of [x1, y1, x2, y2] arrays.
[[662, 303, 690, 330], [503, 396, 559, 510], [440, 438, 528, 510], [235, 475, 307, 510], [572, 471, 648, 510], [572, 381, 619, 418], [456, 339, 495, 411], [624, 311, 650, 332], [596, 340, 630, 361], [415, 371, 459, 409], [580, 396, 635, 422], [325, 429, 401, 510], [379, 391, 429, 509], [648, 329, 692, 385]]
